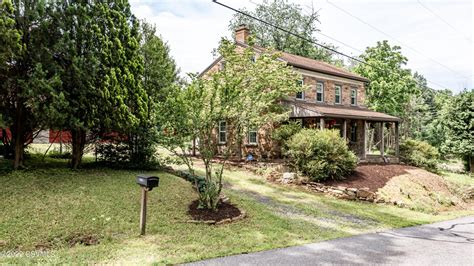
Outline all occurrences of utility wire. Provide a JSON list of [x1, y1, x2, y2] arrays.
[[213, 0, 366, 65], [326, 0, 471, 80], [247, 0, 363, 54], [212, 0, 452, 90], [416, 0, 471, 43]]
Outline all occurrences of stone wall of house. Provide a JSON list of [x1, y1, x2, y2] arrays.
[[299, 75, 366, 107], [215, 122, 282, 160]]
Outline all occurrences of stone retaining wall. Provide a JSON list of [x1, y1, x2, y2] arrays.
[[302, 181, 384, 203]]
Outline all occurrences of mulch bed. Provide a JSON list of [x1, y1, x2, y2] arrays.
[[324, 164, 417, 192], [188, 200, 242, 224]]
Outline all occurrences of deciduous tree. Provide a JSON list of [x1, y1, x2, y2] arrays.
[[160, 39, 301, 210], [440, 89, 474, 172], [354, 40, 418, 121], [229, 0, 338, 63]]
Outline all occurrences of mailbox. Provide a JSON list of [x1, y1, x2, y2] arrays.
[[136, 175, 159, 191]]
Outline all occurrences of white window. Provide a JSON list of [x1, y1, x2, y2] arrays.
[[248, 128, 258, 145], [296, 79, 304, 100], [218, 121, 227, 143], [335, 85, 341, 104], [351, 88, 357, 105], [316, 82, 324, 102]]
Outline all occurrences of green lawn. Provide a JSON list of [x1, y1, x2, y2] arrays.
[[1, 157, 472, 264]]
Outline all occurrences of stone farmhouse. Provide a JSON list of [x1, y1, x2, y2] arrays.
[[200, 26, 401, 163]]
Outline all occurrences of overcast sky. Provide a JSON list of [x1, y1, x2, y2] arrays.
[[130, 0, 473, 92]]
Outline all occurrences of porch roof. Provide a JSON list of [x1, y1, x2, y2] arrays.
[[285, 99, 401, 122]]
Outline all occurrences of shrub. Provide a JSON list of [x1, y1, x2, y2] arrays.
[[285, 129, 357, 181], [400, 139, 439, 170]]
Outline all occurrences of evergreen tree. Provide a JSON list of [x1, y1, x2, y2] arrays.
[[0, 0, 64, 169], [52, 1, 147, 168], [126, 21, 178, 165]]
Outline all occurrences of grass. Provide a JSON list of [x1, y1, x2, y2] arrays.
[[1, 156, 473, 264], [441, 171, 473, 187]]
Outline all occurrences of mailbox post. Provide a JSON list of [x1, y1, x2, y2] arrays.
[[136, 175, 159, 235]]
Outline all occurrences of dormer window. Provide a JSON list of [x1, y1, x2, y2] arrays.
[[335, 85, 341, 104], [296, 79, 304, 100], [351, 88, 357, 106], [316, 82, 324, 102]]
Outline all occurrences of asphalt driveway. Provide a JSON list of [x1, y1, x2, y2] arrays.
[[187, 216, 474, 265]]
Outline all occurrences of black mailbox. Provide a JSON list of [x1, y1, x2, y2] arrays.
[[136, 175, 159, 190]]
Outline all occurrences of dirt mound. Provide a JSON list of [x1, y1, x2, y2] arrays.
[[324, 164, 469, 212], [324, 164, 417, 192], [377, 168, 466, 212]]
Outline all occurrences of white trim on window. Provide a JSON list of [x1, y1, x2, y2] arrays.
[[247, 128, 258, 145], [218, 121, 227, 144], [316, 81, 324, 103], [335, 85, 342, 104], [351, 88, 357, 106]]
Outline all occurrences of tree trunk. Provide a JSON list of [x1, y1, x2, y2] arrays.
[[71, 129, 86, 169], [470, 155, 473, 174], [13, 134, 24, 170], [12, 105, 25, 170]]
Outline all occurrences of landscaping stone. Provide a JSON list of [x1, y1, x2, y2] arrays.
[[357, 189, 374, 199], [282, 172, 297, 184], [463, 186, 474, 199]]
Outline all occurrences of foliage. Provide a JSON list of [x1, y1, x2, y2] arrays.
[[403, 72, 436, 139], [50, 1, 147, 169], [3, 157, 465, 264], [440, 89, 474, 172], [0, 0, 64, 169], [354, 40, 417, 118], [272, 120, 302, 151], [229, 0, 339, 63], [399, 139, 439, 171], [124, 22, 179, 166], [421, 89, 453, 151], [159, 39, 301, 210], [285, 129, 357, 181]]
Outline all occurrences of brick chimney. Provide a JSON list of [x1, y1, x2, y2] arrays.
[[235, 25, 250, 43]]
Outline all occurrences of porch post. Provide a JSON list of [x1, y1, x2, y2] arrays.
[[342, 119, 347, 140], [395, 121, 400, 157], [362, 120, 367, 159], [380, 122, 384, 157], [320, 118, 325, 130]]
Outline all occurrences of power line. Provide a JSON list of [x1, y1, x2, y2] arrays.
[[246, 0, 363, 54], [212, 0, 452, 90], [213, 0, 367, 65], [326, 0, 471, 81], [416, 0, 471, 43]]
